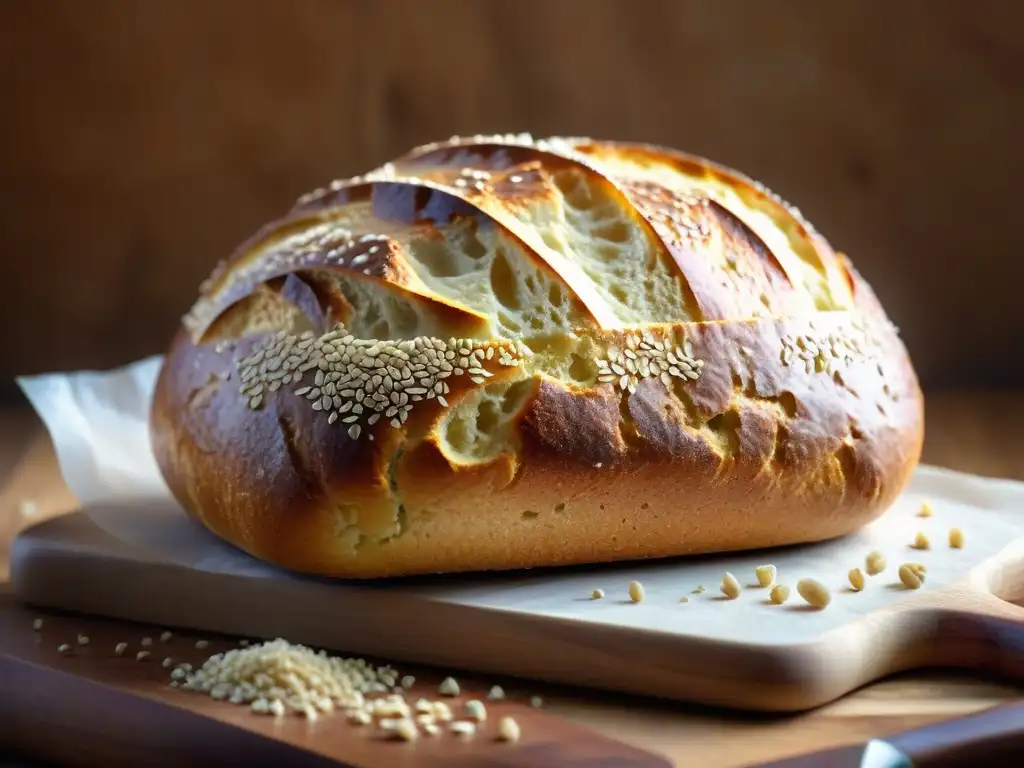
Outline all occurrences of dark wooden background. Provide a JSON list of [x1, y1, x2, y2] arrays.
[[1, 0, 1021, 398]]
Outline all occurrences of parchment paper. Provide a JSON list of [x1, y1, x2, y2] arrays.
[[16, 357, 1024, 645]]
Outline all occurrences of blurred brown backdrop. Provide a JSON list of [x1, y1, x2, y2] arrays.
[[1, 0, 1021, 398]]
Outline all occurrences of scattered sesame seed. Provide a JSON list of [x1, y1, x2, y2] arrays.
[[269, 699, 286, 717], [465, 700, 487, 722], [769, 584, 790, 605], [32, 618, 43, 631], [76, 634, 89, 646], [239, 640, 249, 647], [755, 565, 776, 587], [251, 698, 270, 714], [195, 640, 209, 649], [348, 710, 372, 725], [433, 701, 453, 721], [917, 502, 934, 518], [136, 651, 151, 661], [141, 637, 153, 647], [18, 499, 37, 518], [171, 668, 187, 680], [628, 581, 645, 603], [693, 585, 706, 594], [866, 551, 887, 576], [487, 685, 505, 701], [848, 568, 865, 592], [451, 721, 476, 738], [796, 579, 831, 609], [721, 572, 741, 599], [529, 696, 543, 708], [679, 596, 689, 603], [115, 642, 128, 656], [439, 677, 460, 696], [160, 631, 173, 643], [899, 563, 925, 589], [498, 716, 522, 743], [949, 527, 965, 549], [423, 722, 441, 736], [392, 719, 418, 742], [162, 657, 174, 668], [401, 675, 416, 689], [911, 531, 930, 550], [57, 643, 73, 655], [591, 588, 605, 600]]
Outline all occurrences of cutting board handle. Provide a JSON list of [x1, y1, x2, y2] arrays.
[[928, 594, 1024, 680]]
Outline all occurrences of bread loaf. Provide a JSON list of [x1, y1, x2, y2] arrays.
[[150, 134, 924, 578]]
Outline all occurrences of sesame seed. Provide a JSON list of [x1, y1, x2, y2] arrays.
[[769, 584, 790, 604], [591, 589, 604, 600], [19, 498, 38, 517], [693, 585, 706, 594], [721, 572, 741, 599], [679, 596, 689, 603], [917, 502, 934, 518], [911, 531, 930, 550], [451, 721, 476, 738], [348, 710, 372, 725], [77, 634, 89, 646], [401, 675, 416, 689], [498, 716, 521, 743], [162, 657, 174, 668], [866, 551, 887, 576], [628, 581, 645, 603], [195, 640, 209, 649], [487, 685, 505, 701], [57, 643, 73, 655], [433, 701, 453, 721], [439, 677, 460, 696], [269, 699, 286, 716], [949, 527, 965, 548], [755, 565, 776, 587], [848, 568, 866, 591], [115, 642, 128, 656], [392, 719, 418, 742], [136, 651, 151, 661], [32, 618, 43, 631], [160, 631, 173, 643], [141, 637, 153, 647], [529, 696, 544, 708], [796, 579, 831, 609], [465, 700, 486, 722]]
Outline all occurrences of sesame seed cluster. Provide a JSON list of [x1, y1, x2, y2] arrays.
[[621, 178, 712, 245], [237, 325, 524, 439], [780, 324, 877, 374], [594, 330, 704, 394]]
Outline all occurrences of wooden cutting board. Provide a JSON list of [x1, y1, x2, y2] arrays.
[[10, 465, 1024, 715]]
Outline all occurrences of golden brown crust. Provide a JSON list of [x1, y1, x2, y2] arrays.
[[150, 134, 924, 578]]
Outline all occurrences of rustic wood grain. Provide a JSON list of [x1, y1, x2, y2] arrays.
[[1, 0, 1022, 392]]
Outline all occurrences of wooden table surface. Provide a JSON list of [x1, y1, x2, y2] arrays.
[[2, 389, 1023, 767]]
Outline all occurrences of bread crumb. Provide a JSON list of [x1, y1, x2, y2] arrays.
[[721, 572, 741, 599], [796, 578, 831, 609], [769, 584, 790, 605], [591, 588, 604, 600], [439, 676, 460, 696], [498, 715, 521, 743], [848, 568, 865, 592], [628, 581, 644, 603], [949, 527, 965, 549], [917, 502, 933, 518], [755, 565, 776, 587], [866, 551, 887, 576]]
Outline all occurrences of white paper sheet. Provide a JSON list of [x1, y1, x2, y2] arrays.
[[16, 358, 1024, 646]]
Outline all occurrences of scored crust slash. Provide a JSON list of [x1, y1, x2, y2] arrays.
[[149, 133, 924, 578]]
